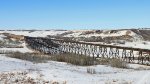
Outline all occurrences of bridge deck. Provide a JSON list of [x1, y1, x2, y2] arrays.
[[51, 38, 150, 52]]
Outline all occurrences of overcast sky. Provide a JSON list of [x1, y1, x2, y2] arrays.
[[0, 0, 150, 30]]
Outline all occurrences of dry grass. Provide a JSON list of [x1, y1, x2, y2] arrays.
[[5, 51, 97, 65], [0, 71, 51, 84], [97, 57, 128, 68], [7, 52, 51, 63], [87, 67, 96, 74], [109, 58, 128, 68], [97, 58, 110, 65], [51, 53, 97, 66], [5, 51, 127, 68]]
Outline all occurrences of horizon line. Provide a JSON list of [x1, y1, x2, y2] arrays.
[[0, 27, 150, 31]]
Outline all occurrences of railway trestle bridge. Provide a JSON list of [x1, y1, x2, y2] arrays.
[[25, 36, 150, 65]]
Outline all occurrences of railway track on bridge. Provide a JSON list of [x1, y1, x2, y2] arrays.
[[24, 36, 150, 65]]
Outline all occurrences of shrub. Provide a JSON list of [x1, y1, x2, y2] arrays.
[[109, 58, 128, 68], [6, 52, 97, 66], [7, 52, 51, 63], [51, 53, 96, 66], [96, 57, 128, 68], [97, 58, 111, 65], [5, 51, 127, 68]]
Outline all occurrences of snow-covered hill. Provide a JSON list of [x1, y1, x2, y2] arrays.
[[59, 29, 143, 42], [0, 28, 150, 43], [0, 30, 67, 37]]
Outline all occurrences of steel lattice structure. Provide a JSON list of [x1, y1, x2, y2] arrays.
[[25, 36, 150, 65]]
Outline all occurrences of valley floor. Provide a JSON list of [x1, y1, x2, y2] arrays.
[[0, 31, 150, 84], [0, 55, 150, 84]]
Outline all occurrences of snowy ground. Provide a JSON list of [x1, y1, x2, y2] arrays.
[[0, 54, 150, 84], [119, 41, 150, 49], [0, 42, 33, 53]]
